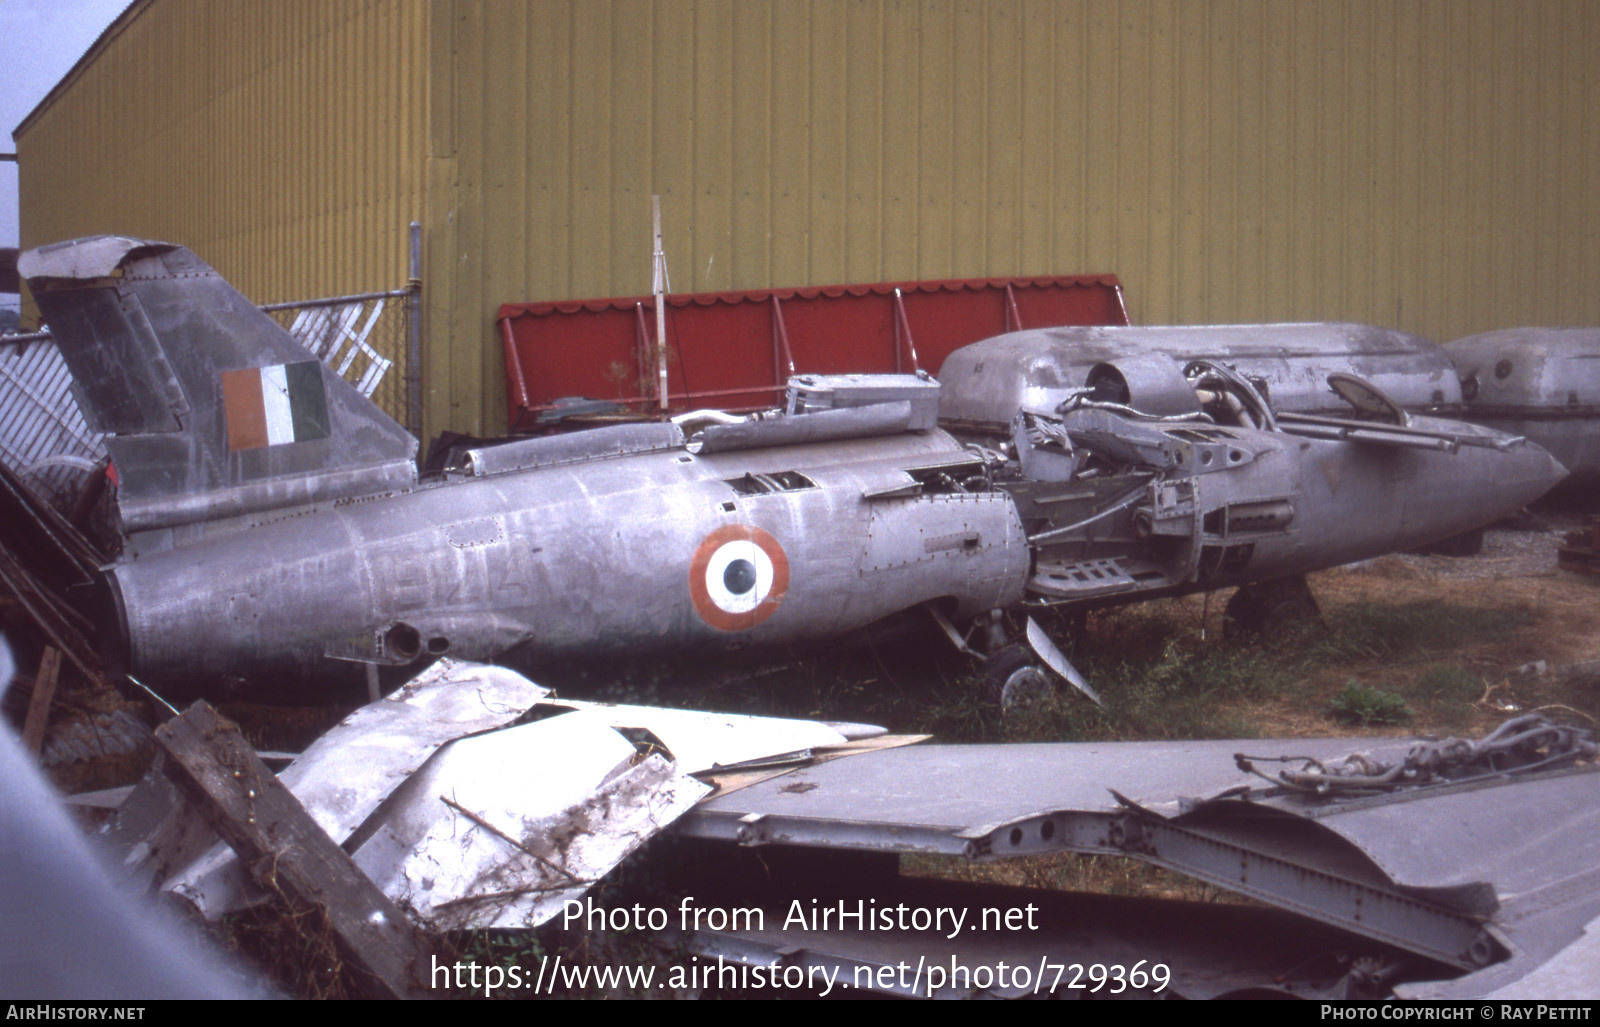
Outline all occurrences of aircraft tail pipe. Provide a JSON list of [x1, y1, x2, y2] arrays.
[[378, 622, 423, 664], [1083, 355, 1206, 418]]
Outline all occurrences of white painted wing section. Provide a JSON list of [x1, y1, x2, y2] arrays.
[[163, 660, 849, 927], [534, 698, 851, 773], [166, 659, 549, 915], [350, 720, 709, 930]]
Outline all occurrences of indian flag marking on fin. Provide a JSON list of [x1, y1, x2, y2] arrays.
[[222, 361, 331, 451]]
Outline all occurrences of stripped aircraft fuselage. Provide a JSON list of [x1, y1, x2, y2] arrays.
[[21, 237, 1567, 699]]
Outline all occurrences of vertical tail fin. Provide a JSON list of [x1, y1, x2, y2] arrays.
[[21, 237, 417, 537]]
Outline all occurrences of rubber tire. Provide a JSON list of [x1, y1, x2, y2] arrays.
[[981, 644, 1056, 711]]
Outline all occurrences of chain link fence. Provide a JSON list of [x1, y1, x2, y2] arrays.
[[263, 285, 418, 433]]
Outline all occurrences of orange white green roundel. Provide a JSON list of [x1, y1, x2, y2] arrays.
[[689, 525, 790, 631]]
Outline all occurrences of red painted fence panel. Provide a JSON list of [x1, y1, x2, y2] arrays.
[[497, 274, 1127, 432]]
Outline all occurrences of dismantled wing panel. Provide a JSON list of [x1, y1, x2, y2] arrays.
[[523, 698, 853, 773], [165, 660, 550, 915], [20, 237, 418, 535], [349, 720, 710, 931], [157, 660, 864, 931], [676, 733, 1600, 991], [670, 869, 1431, 999]]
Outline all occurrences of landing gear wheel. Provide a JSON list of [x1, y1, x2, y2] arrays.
[[982, 644, 1056, 711], [1224, 576, 1322, 639]]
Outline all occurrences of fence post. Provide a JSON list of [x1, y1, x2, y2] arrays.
[[406, 221, 423, 440]]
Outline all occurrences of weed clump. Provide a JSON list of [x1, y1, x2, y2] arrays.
[[1328, 681, 1413, 726]]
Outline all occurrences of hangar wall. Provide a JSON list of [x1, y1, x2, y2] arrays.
[[16, 0, 427, 305], [18, 1, 1600, 439]]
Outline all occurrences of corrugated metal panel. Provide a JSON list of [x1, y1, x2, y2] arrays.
[[18, 0, 1600, 440], [497, 273, 1129, 428], [433, 0, 1600, 436], [0, 339, 108, 513], [16, 0, 428, 318]]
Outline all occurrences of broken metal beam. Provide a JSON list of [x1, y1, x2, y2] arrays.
[[153, 701, 435, 999]]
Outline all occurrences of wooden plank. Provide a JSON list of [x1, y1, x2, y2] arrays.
[[21, 646, 61, 757], [154, 702, 434, 999]]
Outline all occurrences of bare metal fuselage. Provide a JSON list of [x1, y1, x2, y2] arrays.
[[106, 410, 1560, 698], [107, 430, 1031, 695], [20, 236, 1566, 701]]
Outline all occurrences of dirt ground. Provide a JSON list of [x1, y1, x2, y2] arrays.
[[1248, 514, 1600, 738]]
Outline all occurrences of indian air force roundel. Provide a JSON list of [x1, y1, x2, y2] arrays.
[[689, 525, 790, 631]]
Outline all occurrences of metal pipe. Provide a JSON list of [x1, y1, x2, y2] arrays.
[[500, 315, 532, 433], [1026, 484, 1149, 544], [258, 287, 413, 312], [671, 409, 748, 426], [893, 288, 921, 373], [770, 294, 796, 380], [406, 221, 423, 441], [0, 331, 52, 348]]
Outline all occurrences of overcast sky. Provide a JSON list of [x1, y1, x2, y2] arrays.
[[1, 0, 129, 263]]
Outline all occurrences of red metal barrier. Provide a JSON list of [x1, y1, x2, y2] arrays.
[[497, 275, 1128, 432]]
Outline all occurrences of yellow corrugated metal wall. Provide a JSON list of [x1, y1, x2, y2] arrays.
[[17, 0, 428, 305], [430, 0, 1600, 437], [20, 1, 1600, 438]]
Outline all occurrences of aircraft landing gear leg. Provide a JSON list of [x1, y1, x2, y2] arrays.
[[1224, 575, 1322, 638]]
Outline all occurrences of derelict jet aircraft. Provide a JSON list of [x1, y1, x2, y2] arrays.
[[21, 237, 1567, 705]]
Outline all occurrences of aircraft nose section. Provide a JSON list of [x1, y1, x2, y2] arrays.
[[1506, 438, 1569, 506], [1408, 428, 1569, 545]]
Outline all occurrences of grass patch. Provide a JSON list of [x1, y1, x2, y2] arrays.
[[559, 595, 1542, 746], [1071, 606, 1292, 740], [1413, 663, 1483, 702], [1401, 663, 1486, 729], [1308, 600, 1532, 662]]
